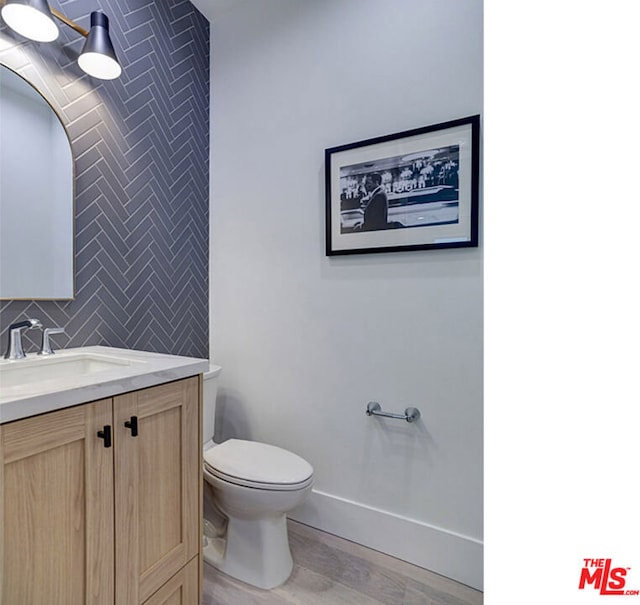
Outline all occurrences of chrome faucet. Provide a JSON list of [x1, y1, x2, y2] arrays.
[[3, 318, 43, 360], [39, 327, 65, 356]]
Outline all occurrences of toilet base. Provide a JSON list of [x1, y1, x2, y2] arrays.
[[203, 513, 293, 590]]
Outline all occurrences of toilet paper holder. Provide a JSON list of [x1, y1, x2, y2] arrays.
[[366, 401, 420, 423]]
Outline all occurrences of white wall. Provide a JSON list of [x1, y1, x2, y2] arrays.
[[209, 0, 483, 590]]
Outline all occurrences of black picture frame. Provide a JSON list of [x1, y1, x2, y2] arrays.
[[325, 115, 480, 256]]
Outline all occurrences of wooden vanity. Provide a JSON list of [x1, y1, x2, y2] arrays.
[[0, 347, 208, 605]]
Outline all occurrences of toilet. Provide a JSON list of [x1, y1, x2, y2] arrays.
[[202, 366, 314, 589]]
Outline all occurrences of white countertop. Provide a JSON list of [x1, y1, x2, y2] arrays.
[[0, 346, 209, 424]]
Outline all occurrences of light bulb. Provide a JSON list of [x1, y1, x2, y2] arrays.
[[1, 1, 59, 42]]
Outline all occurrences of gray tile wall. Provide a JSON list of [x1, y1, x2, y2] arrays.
[[0, 0, 209, 359]]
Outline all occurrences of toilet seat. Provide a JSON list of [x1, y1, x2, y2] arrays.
[[204, 439, 313, 492], [204, 465, 314, 491]]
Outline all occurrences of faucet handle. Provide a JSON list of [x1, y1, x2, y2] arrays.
[[12, 318, 42, 330], [39, 327, 65, 356]]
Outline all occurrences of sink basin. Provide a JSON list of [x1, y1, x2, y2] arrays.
[[0, 346, 209, 425], [0, 351, 142, 388]]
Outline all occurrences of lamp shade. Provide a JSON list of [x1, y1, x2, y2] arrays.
[[77, 11, 121, 80], [1, 0, 59, 42]]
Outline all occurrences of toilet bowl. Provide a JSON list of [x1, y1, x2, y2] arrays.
[[202, 367, 313, 590]]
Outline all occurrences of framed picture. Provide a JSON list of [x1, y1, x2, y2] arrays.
[[325, 115, 480, 256]]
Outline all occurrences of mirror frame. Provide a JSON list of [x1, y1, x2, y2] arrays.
[[0, 63, 76, 301]]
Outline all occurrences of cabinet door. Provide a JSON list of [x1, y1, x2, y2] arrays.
[[142, 557, 199, 605], [0, 400, 114, 605], [114, 377, 200, 604]]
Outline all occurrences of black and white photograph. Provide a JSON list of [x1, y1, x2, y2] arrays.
[[338, 145, 461, 233], [325, 115, 480, 255]]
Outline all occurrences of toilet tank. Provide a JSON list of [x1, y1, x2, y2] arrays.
[[202, 364, 222, 444]]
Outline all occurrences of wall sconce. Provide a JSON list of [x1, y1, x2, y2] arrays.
[[1, 0, 121, 80]]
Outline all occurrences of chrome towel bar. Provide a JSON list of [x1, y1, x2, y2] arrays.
[[366, 401, 420, 423]]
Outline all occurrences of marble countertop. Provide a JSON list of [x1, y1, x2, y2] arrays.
[[0, 346, 209, 424]]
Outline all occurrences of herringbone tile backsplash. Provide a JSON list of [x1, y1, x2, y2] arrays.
[[0, 0, 209, 359]]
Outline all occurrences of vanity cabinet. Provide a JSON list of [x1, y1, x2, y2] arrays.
[[0, 376, 202, 605]]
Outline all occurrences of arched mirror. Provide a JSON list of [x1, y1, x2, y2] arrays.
[[0, 64, 74, 300]]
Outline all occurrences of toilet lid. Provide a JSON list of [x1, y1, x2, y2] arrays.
[[204, 439, 313, 486]]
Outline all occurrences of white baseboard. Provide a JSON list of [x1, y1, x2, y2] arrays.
[[289, 489, 483, 591]]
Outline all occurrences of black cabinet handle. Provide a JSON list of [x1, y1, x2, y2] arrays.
[[97, 425, 112, 448], [124, 416, 138, 437]]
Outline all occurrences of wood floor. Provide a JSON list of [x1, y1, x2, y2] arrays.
[[202, 520, 483, 605]]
